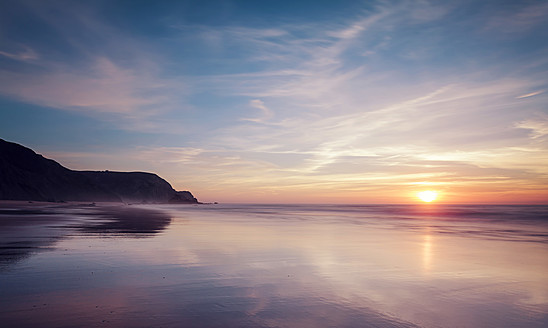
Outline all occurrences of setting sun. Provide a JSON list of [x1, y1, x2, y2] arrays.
[[417, 190, 438, 202]]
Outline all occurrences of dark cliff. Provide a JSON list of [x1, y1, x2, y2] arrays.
[[0, 138, 198, 203]]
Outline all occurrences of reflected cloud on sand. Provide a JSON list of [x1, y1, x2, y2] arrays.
[[75, 205, 172, 236], [0, 203, 172, 269]]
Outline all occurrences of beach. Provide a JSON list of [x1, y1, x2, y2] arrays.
[[1, 202, 547, 327]]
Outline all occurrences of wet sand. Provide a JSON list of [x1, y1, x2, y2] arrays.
[[1, 203, 547, 327]]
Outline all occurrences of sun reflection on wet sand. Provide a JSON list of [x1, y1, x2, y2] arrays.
[[422, 230, 433, 274]]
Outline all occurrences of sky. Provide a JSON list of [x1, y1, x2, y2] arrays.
[[0, 0, 547, 204]]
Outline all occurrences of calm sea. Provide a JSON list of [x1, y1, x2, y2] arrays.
[[1, 203, 547, 327]]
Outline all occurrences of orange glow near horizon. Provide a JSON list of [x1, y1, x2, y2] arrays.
[[188, 186, 548, 205]]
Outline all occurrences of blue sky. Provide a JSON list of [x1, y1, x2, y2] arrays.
[[1, 0, 547, 203]]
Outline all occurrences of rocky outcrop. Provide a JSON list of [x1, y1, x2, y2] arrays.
[[0, 138, 198, 203], [168, 191, 198, 203]]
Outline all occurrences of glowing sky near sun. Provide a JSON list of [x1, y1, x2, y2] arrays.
[[0, 0, 547, 203]]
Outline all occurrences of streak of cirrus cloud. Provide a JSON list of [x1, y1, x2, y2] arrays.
[[0, 0, 547, 203]]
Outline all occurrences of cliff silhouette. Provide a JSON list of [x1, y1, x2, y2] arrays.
[[0, 138, 198, 203]]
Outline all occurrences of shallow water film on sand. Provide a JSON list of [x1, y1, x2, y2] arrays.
[[1, 203, 547, 327]]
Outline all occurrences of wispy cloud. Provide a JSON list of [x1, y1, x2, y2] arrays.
[[517, 90, 544, 99], [516, 116, 548, 140], [0, 1, 189, 127], [241, 99, 274, 123], [0, 45, 38, 61], [0, 56, 184, 115], [484, 1, 548, 35]]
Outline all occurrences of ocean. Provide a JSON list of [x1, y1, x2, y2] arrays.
[[1, 203, 547, 327]]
